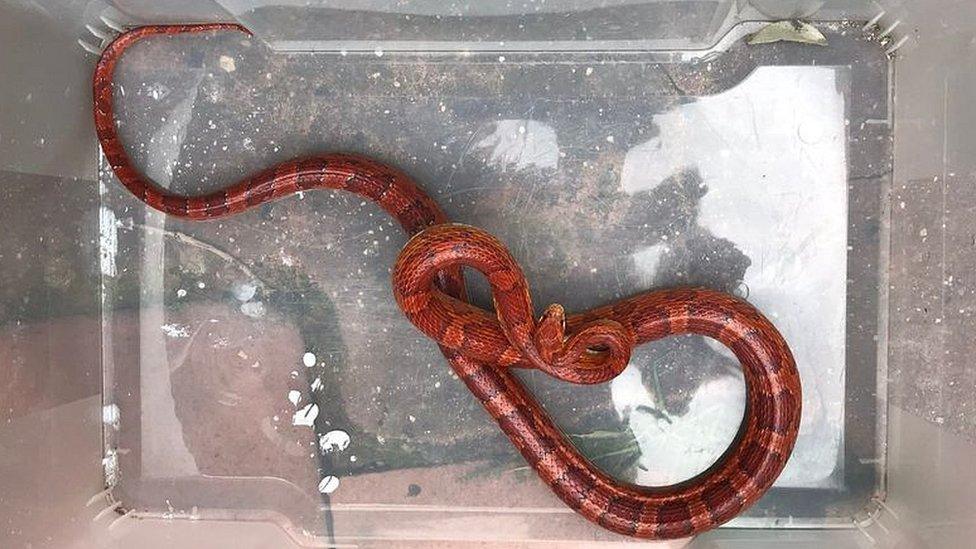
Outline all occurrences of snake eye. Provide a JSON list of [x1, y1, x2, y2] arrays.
[[586, 344, 609, 354]]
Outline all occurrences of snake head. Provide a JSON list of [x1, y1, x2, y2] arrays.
[[534, 303, 567, 362], [553, 319, 634, 384], [552, 319, 634, 385], [533, 304, 634, 385]]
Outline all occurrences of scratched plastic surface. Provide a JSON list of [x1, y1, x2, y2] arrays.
[[97, 18, 889, 543]]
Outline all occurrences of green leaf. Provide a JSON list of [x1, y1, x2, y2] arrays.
[[566, 428, 642, 479], [748, 20, 828, 47]]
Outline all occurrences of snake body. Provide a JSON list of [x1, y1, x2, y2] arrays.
[[94, 25, 801, 539]]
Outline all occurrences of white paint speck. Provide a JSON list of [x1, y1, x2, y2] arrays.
[[374, 47, 384, 57], [103, 450, 119, 487], [102, 404, 121, 430], [219, 55, 236, 73], [310, 377, 323, 391], [349, 455, 357, 462], [408, 415, 416, 423], [288, 390, 302, 406], [197, 281, 206, 289], [606, 135, 615, 143], [232, 281, 258, 302], [585, 67, 594, 76], [176, 288, 187, 298], [147, 83, 170, 101], [161, 323, 191, 338], [292, 403, 318, 427], [318, 475, 340, 494], [302, 352, 317, 367], [98, 207, 118, 277], [319, 430, 351, 453], [240, 301, 266, 318]]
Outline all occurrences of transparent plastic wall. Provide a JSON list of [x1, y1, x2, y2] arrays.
[[1, 1, 974, 548]]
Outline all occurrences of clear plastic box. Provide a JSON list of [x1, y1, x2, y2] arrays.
[[1, 1, 974, 548]]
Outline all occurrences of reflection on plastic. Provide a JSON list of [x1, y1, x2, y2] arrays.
[[619, 66, 846, 488]]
